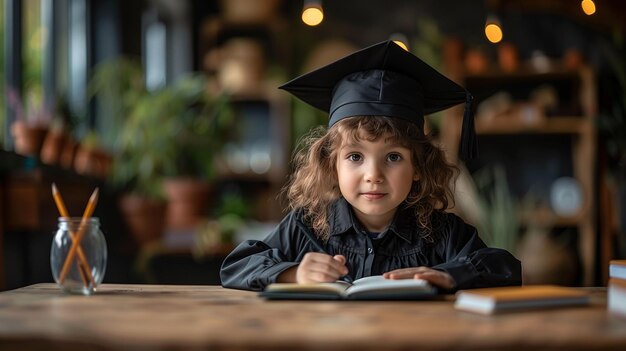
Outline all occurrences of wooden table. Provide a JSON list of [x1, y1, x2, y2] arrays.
[[0, 284, 625, 350]]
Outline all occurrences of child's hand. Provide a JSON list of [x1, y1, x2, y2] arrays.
[[383, 267, 456, 289], [296, 253, 349, 284]]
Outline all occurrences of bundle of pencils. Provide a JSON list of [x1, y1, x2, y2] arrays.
[[51, 183, 100, 288]]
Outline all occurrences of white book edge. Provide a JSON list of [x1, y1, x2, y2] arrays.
[[454, 293, 590, 314], [608, 282, 626, 317], [346, 276, 430, 296], [609, 264, 626, 280], [454, 294, 495, 314]]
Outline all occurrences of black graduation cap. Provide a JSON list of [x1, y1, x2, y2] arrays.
[[279, 40, 477, 160]]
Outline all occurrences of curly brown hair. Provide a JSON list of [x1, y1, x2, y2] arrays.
[[284, 116, 458, 241]]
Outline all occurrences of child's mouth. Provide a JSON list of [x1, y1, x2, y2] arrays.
[[361, 192, 386, 200]]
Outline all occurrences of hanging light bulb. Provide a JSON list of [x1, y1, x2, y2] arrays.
[[581, 0, 596, 15], [302, 0, 324, 26], [484, 15, 503, 44], [389, 33, 409, 51]]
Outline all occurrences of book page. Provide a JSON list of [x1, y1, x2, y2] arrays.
[[261, 276, 436, 300], [346, 275, 431, 295]]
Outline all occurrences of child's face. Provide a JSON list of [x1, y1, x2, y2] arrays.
[[336, 134, 418, 232]]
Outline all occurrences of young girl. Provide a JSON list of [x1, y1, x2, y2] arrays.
[[220, 41, 521, 291]]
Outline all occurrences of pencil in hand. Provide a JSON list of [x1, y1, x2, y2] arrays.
[[296, 220, 352, 283], [51, 183, 96, 288], [58, 187, 100, 285]]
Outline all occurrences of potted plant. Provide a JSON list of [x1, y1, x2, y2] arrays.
[[7, 87, 52, 157], [111, 73, 233, 241], [111, 88, 171, 247], [73, 130, 114, 179], [40, 97, 76, 166], [454, 164, 519, 253], [156, 74, 234, 229], [88, 57, 168, 247], [113, 116, 168, 247]]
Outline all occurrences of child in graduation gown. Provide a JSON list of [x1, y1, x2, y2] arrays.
[[220, 41, 521, 291]]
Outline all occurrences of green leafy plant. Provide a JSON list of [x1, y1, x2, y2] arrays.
[[473, 165, 520, 252], [111, 73, 233, 199], [88, 57, 146, 151], [87, 58, 157, 197], [90, 56, 233, 198], [111, 88, 168, 199], [158, 74, 234, 179], [193, 192, 249, 258], [455, 164, 519, 252]]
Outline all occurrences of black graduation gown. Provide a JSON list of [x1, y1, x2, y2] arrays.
[[220, 198, 521, 291]]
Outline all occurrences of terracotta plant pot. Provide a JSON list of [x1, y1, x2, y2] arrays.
[[163, 178, 213, 230], [11, 121, 48, 157], [119, 195, 167, 247], [40, 130, 68, 165], [563, 49, 584, 71], [498, 42, 519, 73], [517, 231, 579, 286], [74, 147, 113, 179], [59, 137, 78, 169], [465, 49, 489, 74]]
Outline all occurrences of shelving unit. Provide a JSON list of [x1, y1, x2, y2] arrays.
[[441, 66, 597, 286], [200, 9, 292, 222], [214, 89, 291, 221]]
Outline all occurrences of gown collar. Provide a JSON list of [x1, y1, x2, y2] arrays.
[[328, 197, 414, 243]]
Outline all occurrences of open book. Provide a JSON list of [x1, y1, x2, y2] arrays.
[[259, 275, 437, 300], [454, 285, 591, 314]]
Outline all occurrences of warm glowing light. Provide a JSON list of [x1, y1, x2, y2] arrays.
[[393, 40, 409, 51], [485, 23, 503, 43], [581, 0, 596, 15], [302, 7, 324, 26]]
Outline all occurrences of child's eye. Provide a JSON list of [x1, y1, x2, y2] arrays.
[[347, 154, 362, 162], [387, 153, 402, 162]]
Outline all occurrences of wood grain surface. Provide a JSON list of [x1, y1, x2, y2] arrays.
[[0, 284, 624, 350]]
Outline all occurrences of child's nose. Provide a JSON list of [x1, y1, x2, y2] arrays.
[[364, 161, 384, 183]]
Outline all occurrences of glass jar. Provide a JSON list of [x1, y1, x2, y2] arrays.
[[51, 217, 107, 295]]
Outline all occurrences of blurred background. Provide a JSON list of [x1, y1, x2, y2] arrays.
[[0, 0, 625, 291]]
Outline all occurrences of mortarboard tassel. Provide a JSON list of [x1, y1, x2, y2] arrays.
[[459, 92, 478, 160]]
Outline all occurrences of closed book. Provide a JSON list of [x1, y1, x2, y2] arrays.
[[454, 285, 590, 314], [260, 275, 437, 300], [608, 278, 626, 319], [609, 260, 626, 280]]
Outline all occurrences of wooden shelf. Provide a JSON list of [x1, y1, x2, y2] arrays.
[[215, 169, 274, 183], [475, 117, 591, 135], [518, 206, 588, 228], [441, 66, 597, 286], [463, 67, 584, 82]]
